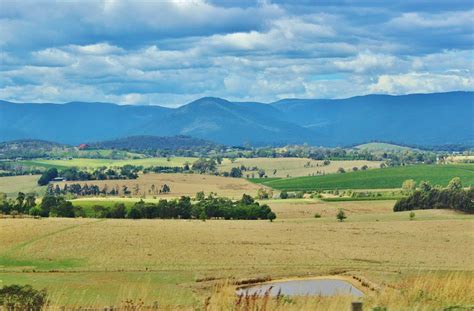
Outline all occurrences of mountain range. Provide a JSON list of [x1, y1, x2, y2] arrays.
[[1, 91, 472, 147]]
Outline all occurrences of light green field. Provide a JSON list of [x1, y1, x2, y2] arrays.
[[18, 157, 195, 169], [0, 175, 45, 197], [219, 157, 383, 178], [255, 164, 474, 191], [0, 200, 472, 307]]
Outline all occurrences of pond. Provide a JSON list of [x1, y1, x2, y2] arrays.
[[236, 278, 364, 297]]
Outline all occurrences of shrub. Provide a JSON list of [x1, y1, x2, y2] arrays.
[[280, 191, 289, 199], [267, 211, 276, 222], [409, 211, 416, 220], [314, 213, 321, 218], [29, 206, 42, 216], [295, 191, 304, 198], [0, 284, 47, 311], [336, 209, 346, 222]]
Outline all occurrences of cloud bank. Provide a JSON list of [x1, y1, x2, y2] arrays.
[[1, 0, 473, 107]]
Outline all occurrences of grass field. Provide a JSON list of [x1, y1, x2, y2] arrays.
[[219, 157, 383, 178], [354, 142, 415, 153], [58, 173, 264, 199], [0, 200, 472, 307], [16, 157, 195, 169], [0, 175, 44, 197], [255, 164, 474, 191]]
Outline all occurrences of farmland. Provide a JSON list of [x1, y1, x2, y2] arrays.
[[218, 157, 383, 178], [58, 173, 264, 199], [0, 174, 44, 197], [15, 157, 194, 169], [256, 164, 474, 191], [0, 205, 472, 307], [1, 158, 473, 308]]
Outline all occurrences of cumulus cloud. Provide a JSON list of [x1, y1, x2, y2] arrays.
[[369, 72, 474, 94], [0, 1, 472, 105]]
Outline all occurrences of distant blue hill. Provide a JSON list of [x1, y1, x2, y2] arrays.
[[0, 91, 472, 147]]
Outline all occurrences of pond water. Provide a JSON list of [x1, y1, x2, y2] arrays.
[[236, 279, 364, 297]]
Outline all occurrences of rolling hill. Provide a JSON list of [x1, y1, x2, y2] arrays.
[[1, 91, 472, 146]]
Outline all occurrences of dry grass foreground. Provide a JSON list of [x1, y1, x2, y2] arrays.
[[57, 173, 264, 199], [0, 206, 473, 307], [218, 158, 383, 178]]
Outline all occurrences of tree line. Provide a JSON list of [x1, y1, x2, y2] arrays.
[[394, 177, 473, 213], [38, 166, 140, 185], [0, 192, 276, 221], [45, 182, 170, 197]]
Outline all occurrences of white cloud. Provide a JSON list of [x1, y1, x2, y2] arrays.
[[0, 1, 473, 105], [369, 72, 474, 95], [388, 10, 474, 29]]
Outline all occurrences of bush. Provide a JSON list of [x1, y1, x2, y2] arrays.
[[409, 211, 416, 220], [0, 284, 47, 311], [314, 213, 321, 218], [336, 209, 346, 222], [29, 206, 42, 216], [267, 211, 276, 222], [280, 191, 289, 199]]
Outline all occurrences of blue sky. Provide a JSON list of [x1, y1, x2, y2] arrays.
[[0, 0, 473, 107]]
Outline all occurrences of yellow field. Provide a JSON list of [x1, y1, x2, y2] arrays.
[[265, 199, 395, 219], [24, 157, 195, 168], [0, 200, 472, 308], [0, 174, 44, 197], [219, 157, 383, 178], [446, 155, 474, 163], [58, 173, 264, 199]]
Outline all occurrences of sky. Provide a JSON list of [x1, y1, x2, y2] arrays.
[[0, 0, 473, 107]]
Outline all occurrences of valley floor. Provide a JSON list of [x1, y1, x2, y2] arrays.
[[0, 200, 472, 308]]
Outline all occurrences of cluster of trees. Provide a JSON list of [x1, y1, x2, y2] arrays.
[[116, 194, 276, 221], [394, 178, 473, 213], [2, 192, 276, 221], [0, 284, 47, 310], [38, 166, 141, 185], [0, 192, 84, 217], [0, 192, 37, 215], [46, 183, 170, 197], [0, 162, 43, 177]]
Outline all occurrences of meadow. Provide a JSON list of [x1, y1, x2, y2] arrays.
[[256, 164, 474, 191], [218, 157, 382, 178], [0, 204, 472, 308], [16, 157, 194, 169], [59, 173, 264, 199], [0, 174, 44, 197]]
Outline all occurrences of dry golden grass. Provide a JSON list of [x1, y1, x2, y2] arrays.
[[1, 211, 472, 275], [205, 272, 474, 311], [0, 201, 472, 307], [58, 173, 263, 199], [445, 155, 474, 163], [264, 199, 395, 219], [219, 158, 383, 178]]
